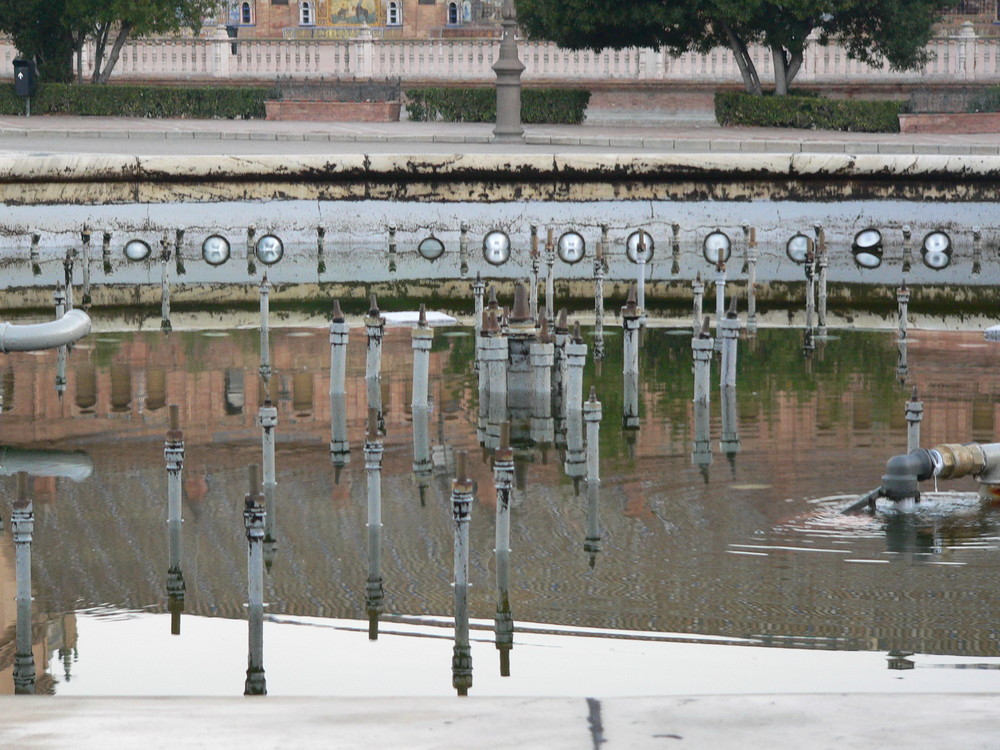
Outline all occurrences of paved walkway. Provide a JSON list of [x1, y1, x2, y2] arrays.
[[0, 115, 997, 156]]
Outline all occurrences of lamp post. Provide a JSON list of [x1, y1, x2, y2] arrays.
[[492, 0, 525, 143]]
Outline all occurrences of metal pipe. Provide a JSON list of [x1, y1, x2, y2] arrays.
[[13, 473, 34, 694], [0, 308, 91, 353], [906, 388, 923, 454], [692, 273, 704, 336], [897, 283, 910, 341], [529, 226, 539, 323], [259, 276, 271, 382], [165, 404, 185, 636], [746, 227, 758, 334], [329, 300, 349, 397], [258, 400, 278, 570], [243, 465, 266, 696], [411, 305, 433, 410], [593, 240, 605, 361], [622, 286, 641, 376], [364, 408, 384, 640], [584, 389, 602, 568], [494, 423, 514, 676], [815, 224, 828, 337], [451, 452, 474, 696], [544, 228, 555, 324]]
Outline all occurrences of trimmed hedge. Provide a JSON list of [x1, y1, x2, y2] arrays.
[[0, 83, 274, 118], [405, 87, 590, 124], [715, 91, 903, 133]]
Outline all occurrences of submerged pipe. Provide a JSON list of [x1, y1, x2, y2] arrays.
[[0, 309, 91, 353], [878, 442, 1000, 503]]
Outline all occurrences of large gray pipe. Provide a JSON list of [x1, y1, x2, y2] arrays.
[[0, 309, 91, 353]]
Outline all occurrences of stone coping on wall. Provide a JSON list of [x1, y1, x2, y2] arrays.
[[1, 152, 999, 205]]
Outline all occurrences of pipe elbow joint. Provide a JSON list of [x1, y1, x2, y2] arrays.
[[881, 448, 935, 501]]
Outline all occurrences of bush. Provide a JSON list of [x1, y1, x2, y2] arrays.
[[967, 86, 1000, 113], [405, 87, 590, 124], [0, 83, 275, 119], [715, 91, 903, 133]]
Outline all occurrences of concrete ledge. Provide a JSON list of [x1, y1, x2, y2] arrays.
[[0, 694, 997, 750]]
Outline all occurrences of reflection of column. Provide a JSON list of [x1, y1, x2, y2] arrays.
[[259, 276, 271, 383], [292, 371, 313, 417], [258, 400, 278, 571], [815, 225, 828, 337], [110, 363, 132, 413], [553, 309, 569, 412], [544, 229, 555, 324], [529, 317, 554, 447], [623, 371, 640, 457], [364, 410, 385, 640], [243, 467, 267, 696], [146, 368, 167, 412], [564, 322, 586, 416], [897, 283, 909, 341], [451, 453, 473, 696], [529, 227, 540, 323], [411, 305, 433, 410], [692, 329, 713, 406], [165, 406, 185, 636], [473, 274, 485, 353], [459, 222, 469, 277], [584, 390, 602, 568], [493, 425, 514, 676], [746, 229, 758, 334], [76, 363, 97, 413], [720, 385, 741, 475], [564, 407, 586, 495], [13, 473, 35, 694], [0, 366, 13, 412]]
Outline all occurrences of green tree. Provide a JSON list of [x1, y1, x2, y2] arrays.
[[515, 0, 957, 95], [87, 0, 218, 84], [0, 0, 76, 82]]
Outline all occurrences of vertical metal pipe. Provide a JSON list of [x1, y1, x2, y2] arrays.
[[906, 388, 923, 454], [13, 472, 34, 694], [622, 286, 641, 376], [529, 226, 539, 323], [720, 385, 741, 473], [714, 263, 726, 331], [473, 273, 485, 341], [564, 322, 587, 416], [54, 282, 66, 320], [494, 424, 514, 676], [411, 305, 433, 410], [636, 231, 647, 315], [897, 283, 910, 341], [719, 307, 740, 389], [593, 240, 605, 360], [258, 400, 278, 570], [545, 228, 555, 324], [243, 466, 266, 696], [80, 229, 92, 306], [815, 225, 828, 337], [160, 241, 172, 332], [451, 452, 474, 695], [63, 251, 74, 310], [364, 409, 384, 640], [259, 276, 271, 382], [483, 310, 508, 451], [365, 294, 385, 383], [692, 399, 713, 482], [329, 300, 349, 397], [584, 389, 602, 568], [165, 405, 185, 636], [691, 274, 704, 336], [692, 324, 713, 407]]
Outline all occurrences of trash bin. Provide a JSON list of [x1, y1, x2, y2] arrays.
[[13, 59, 36, 98]]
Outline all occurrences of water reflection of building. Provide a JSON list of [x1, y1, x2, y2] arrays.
[[2, 328, 1000, 662], [222, 0, 503, 39]]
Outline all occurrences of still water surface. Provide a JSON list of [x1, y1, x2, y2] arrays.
[[1, 323, 999, 695]]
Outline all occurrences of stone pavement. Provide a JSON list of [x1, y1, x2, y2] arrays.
[[1, 115, 998, 156], [1, 694, 999, 749]]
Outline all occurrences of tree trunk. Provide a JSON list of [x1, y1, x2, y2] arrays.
[[720, 22, 762, 95], [771, 44, 788, 95], [96, 22, 133, 84], [786, 48, 803, 89], [91, 25, 109, 84]]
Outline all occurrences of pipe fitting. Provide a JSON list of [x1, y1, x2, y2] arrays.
[[881, 448, 936, 501], [934, 443, 986, 480]]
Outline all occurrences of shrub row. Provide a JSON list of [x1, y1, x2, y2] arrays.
[[715, 91, 903, 133], [405, 87, 590, 124], [967, 86, 1000, 113], [0, 83, 274, 118]]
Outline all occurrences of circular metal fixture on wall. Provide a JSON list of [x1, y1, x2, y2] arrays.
[[625, 230, 655, 263], [702, 231, 731, 265], [124, 239, 152, 261], [851, 228, 883, 269], [556, 231, 586, 264], [921, 230, 952, 270], [201, 235, 231, 266], [255, 234, 284, 265], [785, 233, 811, 265], [482, 230, 511, 266], [417, 235, 446, 261]]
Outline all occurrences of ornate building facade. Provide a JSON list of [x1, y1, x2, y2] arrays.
[[223, 0, 503, 39]]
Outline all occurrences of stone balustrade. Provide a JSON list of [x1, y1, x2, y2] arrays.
[[0, 23, 997, 85]]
